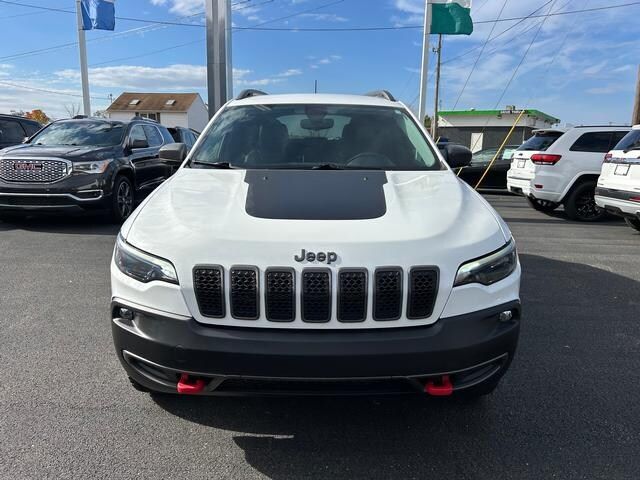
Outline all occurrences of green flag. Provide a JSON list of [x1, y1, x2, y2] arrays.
[[431, 0, 473, 35]]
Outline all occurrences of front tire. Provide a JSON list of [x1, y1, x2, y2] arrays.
[[111, 175, 135, 223], [526, 197, 559, 213], [564, 181, 606, 222], [625, 217, 640, 232]]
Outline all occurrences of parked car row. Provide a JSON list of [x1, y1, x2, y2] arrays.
[[500, 125, 639, 232], [0, 116, 198, 222], [595, 125, 640, 232]]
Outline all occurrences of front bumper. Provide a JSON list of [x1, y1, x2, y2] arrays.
[[112, 300, 521, 395], [0, 173, 112, 212], [595, 187, 640, 218]]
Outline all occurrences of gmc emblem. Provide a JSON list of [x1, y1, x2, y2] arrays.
[[13, 162, 43, 171], [294, 249, 338, 264]]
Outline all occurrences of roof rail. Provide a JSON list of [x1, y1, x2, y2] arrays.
[[365, 90, 397, 102], [237, 89, 268, 100], [131, 115, 159, 123]]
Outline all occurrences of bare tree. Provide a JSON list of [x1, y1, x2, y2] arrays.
[[64, 103, 81, 118]]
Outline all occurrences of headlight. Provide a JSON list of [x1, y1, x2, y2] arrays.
[[454, 241, 517, 287], [73, 159, 111, 174], [114, 234, 178, 284]]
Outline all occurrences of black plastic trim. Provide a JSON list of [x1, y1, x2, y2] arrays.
[[265, 267, 296, 322], [192, 265, 225, 318], [301, 267, 332, 323], [407, 266, 439, 320], [337, 268, 368, 323], [229, 265, 260, 321], [373, 266, 403, 321]]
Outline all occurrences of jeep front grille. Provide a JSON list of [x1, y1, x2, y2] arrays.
[[193, 266, 225, 318], [192, 266, 439, 327], [0, 158, 69, 183]]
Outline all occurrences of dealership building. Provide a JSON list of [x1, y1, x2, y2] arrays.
[[437, 107, 560, 152]]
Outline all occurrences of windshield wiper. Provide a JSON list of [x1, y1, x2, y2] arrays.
[[312, 163, 346, 170], [191, 161, 237, 169]]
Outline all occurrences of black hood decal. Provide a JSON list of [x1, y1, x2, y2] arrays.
[[244, 170, 387, 220]]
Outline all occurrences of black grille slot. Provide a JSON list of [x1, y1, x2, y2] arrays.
[[301, 269, 331, 322], [374, 268, 403, 321], [408, 268, 438, 319], [338, 269, 367, 322], [265, 269, 295, 322], [193, 266, 224, 318], [230, 267, 259, 320]]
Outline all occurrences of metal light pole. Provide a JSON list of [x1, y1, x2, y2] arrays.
[[432, 34, 443, 139], [206, 0, 233, 118], [418, 0, 432, 126], [75, 0, 91, 116]]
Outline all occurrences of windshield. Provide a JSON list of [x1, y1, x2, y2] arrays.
[[30, 121, 125, 147], [189, 104, 441, 170], [517, 132, 563, 152], [614, 129, 640, 151]]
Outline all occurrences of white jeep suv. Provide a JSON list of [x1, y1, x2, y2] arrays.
[[110, 91, 521, 398], [595, 125, 640, 232], [507, 126, 630, 221]]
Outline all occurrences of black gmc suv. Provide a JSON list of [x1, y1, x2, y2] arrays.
[[0, 117, 182, 222]]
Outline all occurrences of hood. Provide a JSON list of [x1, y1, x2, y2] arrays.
[[0, 144, 118, 162], [124, 168, 510, 295]]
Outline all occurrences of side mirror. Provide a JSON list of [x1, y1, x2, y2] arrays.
[[444, 144, 472, 169], [129, 137, 148, 149], [159, 142, 187, 163]]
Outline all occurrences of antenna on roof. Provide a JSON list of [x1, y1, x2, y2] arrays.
[[314, 80, 318, 94]]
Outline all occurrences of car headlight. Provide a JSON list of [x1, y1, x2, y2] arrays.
[[454, 240, 517, 287], [114, 234, 178, 284], [73, 159, 111, 174]]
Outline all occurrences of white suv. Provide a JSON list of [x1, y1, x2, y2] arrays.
[[595, 125, 640, 232], [507, 126, 630, 221], [110, 91, 521, 399]]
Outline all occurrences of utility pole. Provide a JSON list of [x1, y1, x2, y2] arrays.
[[633, 65, 640, 126], [418, 0, 432, 124], [206, 0, 233, 119], [432, 34, 443, 139], [75, 0, 91, 116]]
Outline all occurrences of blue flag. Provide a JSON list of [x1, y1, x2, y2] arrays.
[[81, 0, 116, 31]]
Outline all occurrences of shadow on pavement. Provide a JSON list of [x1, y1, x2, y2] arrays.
[[152, 254, 640, 479], [0, 213, 120, 235]]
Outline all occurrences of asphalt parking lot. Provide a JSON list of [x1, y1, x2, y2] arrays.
[[1, 194, 639, 480]]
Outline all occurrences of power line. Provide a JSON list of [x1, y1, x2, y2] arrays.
[[0, 80, 110, 100], [451, 0, 511, 111], [232, 1, 640, 31]]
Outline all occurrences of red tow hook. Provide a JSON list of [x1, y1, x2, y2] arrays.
[[177, 373, 206, 394], [425, 375, 453, 396]]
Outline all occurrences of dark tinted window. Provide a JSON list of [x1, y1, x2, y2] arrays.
[[30, 121, 124, 146], [143, 125, 163, 147], [0, 119, 26, 144], [611, 130, 635, 150], [614, 129, 640, 151], [21, 121, 41, 136], [570, 132, 614, 153], [517, 132, 563, 152], [129, 125, 147, 144]]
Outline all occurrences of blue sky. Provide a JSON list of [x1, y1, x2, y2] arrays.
[[0, 0, 638, 125]]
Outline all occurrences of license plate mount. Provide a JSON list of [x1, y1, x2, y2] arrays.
[[614, 164, 630, 176]]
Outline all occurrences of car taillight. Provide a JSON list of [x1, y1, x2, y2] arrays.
[[530, 154, 562, 165], [604, 153, 613, 163]]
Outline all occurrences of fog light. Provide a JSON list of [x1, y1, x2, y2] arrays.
[[119, 308, 134, 321], [499, 310, 513, 322]]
